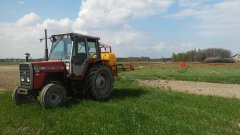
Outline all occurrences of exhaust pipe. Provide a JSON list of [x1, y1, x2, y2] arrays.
[[44, 29, 48, 61], [24, 53, 30, 62]]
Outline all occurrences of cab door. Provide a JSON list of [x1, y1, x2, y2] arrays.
[[87, 39, 100, 59], [71, 38, 88, 77]]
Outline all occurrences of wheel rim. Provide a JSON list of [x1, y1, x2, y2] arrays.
[[96, 71, 110, 94], [96, 73, 106, 89], [48, 91, 62, 106]]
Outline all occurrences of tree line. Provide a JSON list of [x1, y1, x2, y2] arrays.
[[172, 48, 233, 62]]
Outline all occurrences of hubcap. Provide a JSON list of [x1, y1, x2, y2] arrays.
[[49, 92, 61, 105], [96, 73, 106, 89]]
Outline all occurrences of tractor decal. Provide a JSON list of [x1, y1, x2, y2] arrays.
[[37, 66, 64, 70]]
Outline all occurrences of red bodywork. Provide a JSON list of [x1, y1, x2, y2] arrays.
[[31, 59, 104, 90], [32, 61, 65, 90]]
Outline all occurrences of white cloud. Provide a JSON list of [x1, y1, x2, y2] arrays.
[[73, 0, 173, 31], [165, 42, 195, 55], [172, 0, 240, 37], [153, 43, 165, 51], [0, 23, 44, 58], [0, 0, 173, 58], [2, 0, 239, 59], [15, 12, 40, 27], [178, 0, 219, 9], [18, 1, 25, 5], [38, 18, 74, 34]]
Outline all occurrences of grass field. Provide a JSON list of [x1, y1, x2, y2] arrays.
[[0, 62, 22, 66], [1, 78, 240, 134], [121, 63, 240, 84], [0, 62, 240, 134]]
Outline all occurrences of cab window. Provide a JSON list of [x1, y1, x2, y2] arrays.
[[72, 38, 87, 64], [87, 39, 99, 58]]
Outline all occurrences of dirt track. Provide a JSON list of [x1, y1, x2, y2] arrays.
[[138, 80, 240, 99], [0, 65, 19, 91]]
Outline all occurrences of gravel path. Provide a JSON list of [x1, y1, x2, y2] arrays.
[[138, 80, 240, 99], [0, 65, 19, 92]]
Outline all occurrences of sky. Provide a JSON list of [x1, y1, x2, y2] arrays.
[[0, 0, 239, 58]]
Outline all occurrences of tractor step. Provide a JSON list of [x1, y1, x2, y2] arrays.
[[17, 87, 29, 95]]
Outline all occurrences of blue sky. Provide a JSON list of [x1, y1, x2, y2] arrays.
[[0, 0, 239, 58], [0, 0, 81, 21]]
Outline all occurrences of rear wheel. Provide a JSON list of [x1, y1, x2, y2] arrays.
[[85, 65, 113, 99], [12, 87, 27, 105], [39, 83, 67, 108]]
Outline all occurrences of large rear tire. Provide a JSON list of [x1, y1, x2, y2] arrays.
[[85, 65, 113, 99], [39, 83, 67, 108], [12, 87, 27, 105]]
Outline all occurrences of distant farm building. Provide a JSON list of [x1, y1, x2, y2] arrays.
[[233, 54, 240, 62]]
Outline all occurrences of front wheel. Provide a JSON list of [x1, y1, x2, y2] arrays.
[[12, 87, 27, 105], [39, 83, 67, 108]]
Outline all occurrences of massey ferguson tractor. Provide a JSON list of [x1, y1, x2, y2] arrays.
[[12, 31, 118, 108]]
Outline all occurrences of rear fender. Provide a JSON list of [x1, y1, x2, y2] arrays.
[[80, 58, 103, 80]]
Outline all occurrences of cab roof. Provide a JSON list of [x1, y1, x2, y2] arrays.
[[51, 33, 100, 40]]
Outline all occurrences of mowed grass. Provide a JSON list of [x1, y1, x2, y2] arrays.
[[1, 78, 240, 135], [122, 64, 240, 84], [0, 62, 21, 66]]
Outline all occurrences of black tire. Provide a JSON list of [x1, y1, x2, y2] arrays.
[[85, 65, 113, 100], [12, 87, 27, 105], [39, 83, 67, 108]]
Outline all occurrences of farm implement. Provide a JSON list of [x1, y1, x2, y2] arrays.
[[116, 61, 240, 73]]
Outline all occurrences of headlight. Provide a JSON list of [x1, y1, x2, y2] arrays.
[[27, 77, 30, 82], [21, 77, 24, 82]]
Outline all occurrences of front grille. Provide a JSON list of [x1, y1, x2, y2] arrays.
[[19, 64, 32, 89]]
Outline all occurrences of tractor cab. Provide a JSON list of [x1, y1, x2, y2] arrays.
[[49, 33, 102, 77]]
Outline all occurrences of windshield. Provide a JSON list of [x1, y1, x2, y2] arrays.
[[49, 38, 72, 60]]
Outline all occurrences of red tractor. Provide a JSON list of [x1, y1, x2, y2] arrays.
[[12, 32, 118, 108]]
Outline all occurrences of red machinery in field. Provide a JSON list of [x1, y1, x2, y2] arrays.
[[13, 32, 118, 108]]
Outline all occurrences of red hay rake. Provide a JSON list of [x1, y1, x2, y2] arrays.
[[117, 62, 240, 73]]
